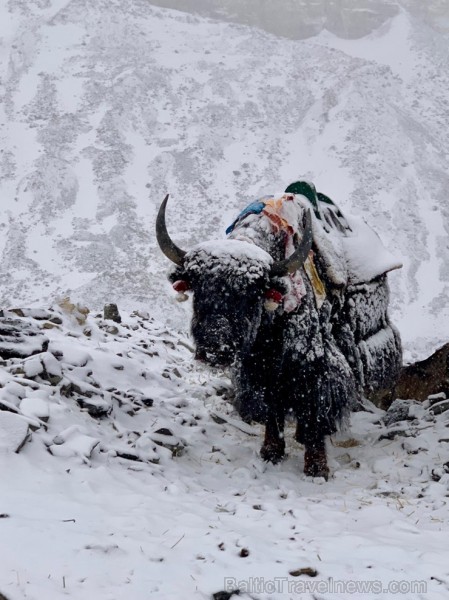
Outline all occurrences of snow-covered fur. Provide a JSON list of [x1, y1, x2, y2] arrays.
[[167, 191, 402, 477]]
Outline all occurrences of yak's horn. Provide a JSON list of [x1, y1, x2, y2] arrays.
[[270, 209, 313, 277], [156, 194, 186, 266]]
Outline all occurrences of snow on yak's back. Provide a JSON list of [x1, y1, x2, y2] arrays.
[[156, 181, 402, 479]]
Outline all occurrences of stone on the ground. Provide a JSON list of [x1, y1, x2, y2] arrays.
[[0, 412, 30, 453], [77, 397, 112, 418], [104, 303, 122, 323], [151, 428, 185, 457], [49, 429, 99, 459], [429, 399, 449, 415], [383, 398, 420, 427], [428, 392, 446, 405], [0, 318, 49, 360], [19, 397, 50, 423]]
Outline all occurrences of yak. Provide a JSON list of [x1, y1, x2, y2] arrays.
[[156, 181, 402, 478]]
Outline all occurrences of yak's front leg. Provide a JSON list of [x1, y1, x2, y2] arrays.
[[260, 405, 285, 464], [303, 438, 329, 480]]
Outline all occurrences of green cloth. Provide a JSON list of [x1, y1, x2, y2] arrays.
[[285, 181, 351, 234], [285, 181, 319, 213], [285, 180, 323, 220]]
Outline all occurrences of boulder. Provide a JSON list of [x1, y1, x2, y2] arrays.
[[0, 317, 48, 360], [394, 343, 449, 402], [383, 398, 420, 426], [104, 303, 122, 323], [0, 412, 30, 453]]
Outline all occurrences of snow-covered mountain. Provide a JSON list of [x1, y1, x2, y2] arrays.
[[1, 0, 449, 356], [148, 0, 449, 39]]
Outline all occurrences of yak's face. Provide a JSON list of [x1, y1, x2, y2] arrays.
[[156, 194, 313, 367], [182, 241, 272, 366]]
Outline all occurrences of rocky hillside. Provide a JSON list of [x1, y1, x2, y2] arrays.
[[1, 0, 449, 355]]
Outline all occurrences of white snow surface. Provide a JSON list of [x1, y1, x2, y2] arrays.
[[1, 2, 449, 599], [190, 240, 273, 265], [0, 308, 449, 600], [341, 215, 403, 284]]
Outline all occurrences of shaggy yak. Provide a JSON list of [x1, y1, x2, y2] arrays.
[[156, 181, 402, 478]]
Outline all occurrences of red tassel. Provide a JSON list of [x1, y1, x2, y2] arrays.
[[264, 288, 283, 311], [265, 288, 283, 304], [173, 280, 189, 293]]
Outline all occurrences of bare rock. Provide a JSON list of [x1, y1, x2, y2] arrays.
[[17, 351, 63, 386], [289, 567, 319, 577], [10, 308, 54, 321], [0, 317, 49, 360], [394, 343, 449, 402], [431, 462, 449, 482], [151, 428, 185, 457], [77, 397, 112, 418], [113, 444, 160, 464], [104, 303, 122, 323], [378, 426, 410, 441], [383, 399, 420, 427], [104, 325, 119, 335], [212, 591, 240, 600], [429, 399, 449, 415]]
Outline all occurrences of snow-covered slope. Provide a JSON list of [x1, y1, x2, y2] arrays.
[[1, 308, 449, 600], [1, 0, 449, 356]]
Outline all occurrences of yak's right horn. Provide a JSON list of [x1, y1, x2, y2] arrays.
[[270, 209, 313, 277], [156, 194, 186, 266]]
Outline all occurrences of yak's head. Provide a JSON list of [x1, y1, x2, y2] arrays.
[[156, 195, 312, 367]]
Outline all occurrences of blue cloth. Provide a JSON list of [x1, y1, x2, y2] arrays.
[[225, 196, 273, 235]]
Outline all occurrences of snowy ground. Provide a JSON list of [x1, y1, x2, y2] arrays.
[[1, 307, 449, 600], [1, 1, 449, 599]]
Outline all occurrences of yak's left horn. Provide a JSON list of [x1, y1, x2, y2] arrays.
[[270, 209, 313, 277], [156, 194, 186, 266]]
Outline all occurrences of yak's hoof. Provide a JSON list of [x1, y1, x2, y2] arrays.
[[304, 463, 329, 480], [304, 447, 329, 480], [260, 443, 285, 464]]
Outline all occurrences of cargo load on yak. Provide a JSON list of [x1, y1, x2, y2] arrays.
[[225, 180, 402, 411]]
